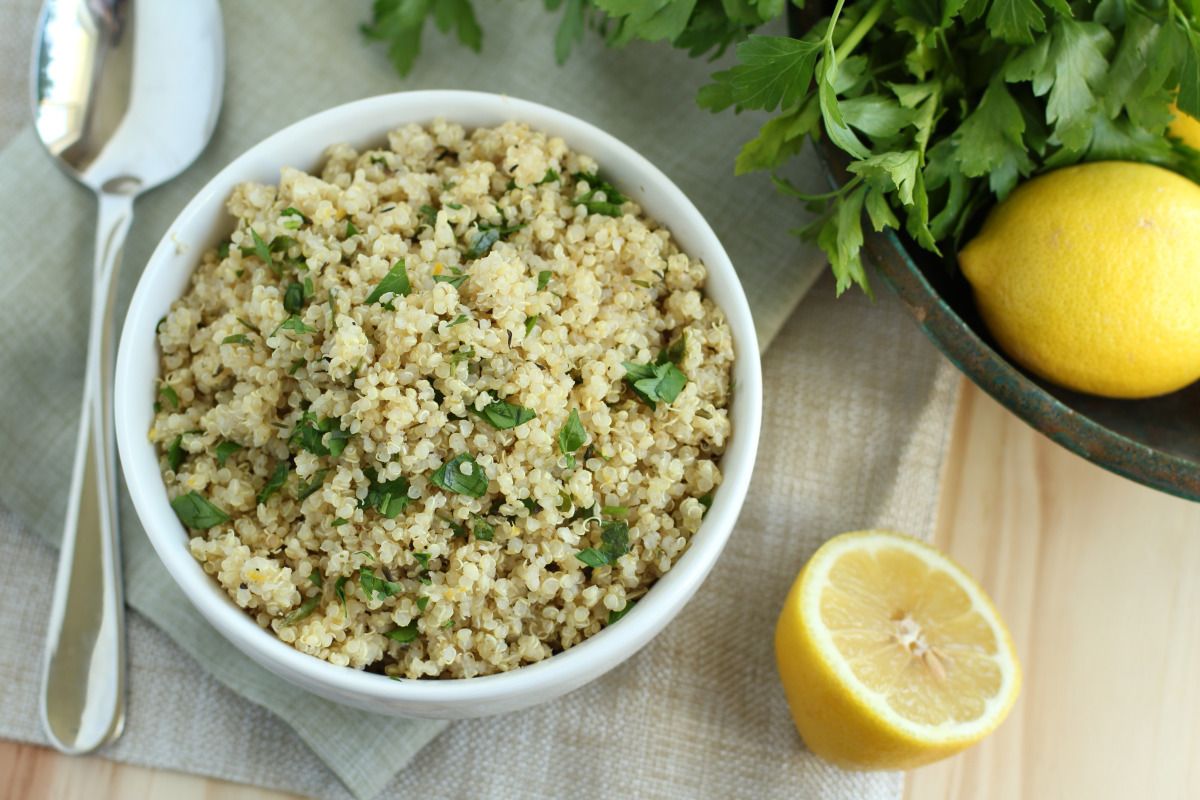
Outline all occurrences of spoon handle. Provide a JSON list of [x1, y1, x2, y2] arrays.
[[40, 190, 134, 754]]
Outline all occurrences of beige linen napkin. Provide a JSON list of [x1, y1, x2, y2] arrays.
[[0, 1, 958, 798]]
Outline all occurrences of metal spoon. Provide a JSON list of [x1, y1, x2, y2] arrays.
[[32, 0, 224, 754]]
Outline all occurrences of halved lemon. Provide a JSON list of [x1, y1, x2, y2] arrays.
[[775, 530, 1020, 769]]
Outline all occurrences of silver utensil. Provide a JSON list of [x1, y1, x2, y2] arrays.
[[32, 0, 224, 754]]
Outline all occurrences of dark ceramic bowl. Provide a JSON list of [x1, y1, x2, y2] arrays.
[[789, 6, 1200, 502]]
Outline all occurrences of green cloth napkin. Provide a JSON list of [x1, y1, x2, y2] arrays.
[[0, 2, 826, 797]]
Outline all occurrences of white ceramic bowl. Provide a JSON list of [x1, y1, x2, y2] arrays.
[[115, 91, 762, 719]]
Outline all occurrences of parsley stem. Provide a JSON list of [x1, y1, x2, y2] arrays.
[[834, 0, 887, 62]]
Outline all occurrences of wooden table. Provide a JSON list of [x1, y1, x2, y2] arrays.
[[4, 380, 1199, 799]]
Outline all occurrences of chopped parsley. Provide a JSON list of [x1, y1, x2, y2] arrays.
[[432, 266, 468, 288], [385, 624, 419, 643], [214, 440, 242, 467], [416, 596, 430, 612], [281, 207, 307, 230], [472, 399, 536, 430], [257, 461, 289, 505], [365, 260, 411, 304], [430, 452, 488, 498], [572, 172, 628, 217], [447, 202, 464, 210], [601, 505, 628, 517], [608, 599, 636, 624], [288, 358, 306, 376], [536, 168, 560, 185], [158, 384, 180, 410], [361, 470, 412, 518], [217, 241, 230, 259], [557, 409, 587, 468], [237, 317, 257, 332], [447, 314, 469, 328], [575, 520, 629, 568], [334, 576, 349, 616], [622, 361, 687, 409], [450, 346, 475, 365], [419, 204, 438, 226], [699, 492, 714, 516], [353, 550, 376, 561], [222, 333, 251, 346], [250, 228, 272, 265], [359, 567, 401, 600], [465, 229, 500, 259], [472, 516, 494, 541], [345, 220, 359, 237], [289, 412, 350, 457], [284, 282, 305, 314], [413, 552, 431, 570], [281, 595, 321, 626], [170, 491, 229, 529], [658, 333, 687, 366], [294, 468, 330, 501], [165, 433, 190, 473], [331, 517, 349, 527], [271, 315, 316, 337], [537, 270, 552, 291], [524, 315, 539, 337]]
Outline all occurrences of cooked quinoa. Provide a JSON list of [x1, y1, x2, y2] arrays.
[[152, 120, 734, 679]]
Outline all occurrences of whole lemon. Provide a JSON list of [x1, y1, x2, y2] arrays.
[[958, 161, 1200, 399]]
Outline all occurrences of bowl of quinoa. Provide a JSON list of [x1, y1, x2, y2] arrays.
[[115, 91, 762, 718]]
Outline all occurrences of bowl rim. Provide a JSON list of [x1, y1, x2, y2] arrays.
[[114, 89, 764, 705]]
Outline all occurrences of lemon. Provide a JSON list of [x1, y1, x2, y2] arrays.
[[775, 530, 1020, 770], [958, 161, 1200, 398], [1168, 103, 1200, 149]]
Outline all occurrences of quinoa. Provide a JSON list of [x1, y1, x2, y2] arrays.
[[152, 120, 734, 679]]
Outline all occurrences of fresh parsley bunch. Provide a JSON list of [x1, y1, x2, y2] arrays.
[[365, 0, 1200, 294]]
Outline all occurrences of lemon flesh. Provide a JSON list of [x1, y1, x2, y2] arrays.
[[775, 530, 1020, 770], [958, 160, 1200, 399]]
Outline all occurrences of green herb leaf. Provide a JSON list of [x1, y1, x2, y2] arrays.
[[698, 35, 821, 112], [215, 440, 242, 468], [622, 360, 687, 409], [414, 552, 431, 570], [272, 315, 316, 337], [448, 314, 469, 327], [281, 207, 306, 230], [295, 468, 330, 501], [608, 599, 636, 624], [361, 470, 412, 518], [557, 409, 587, 467], [222, 333, 252, 346], [473, 399, 537, 430], [332, 517, 350, 527], [416, 595, 430, 612], [334, 576, 349, 616], [346, 220, 359, 237], [466, 227, 501, 258], [159, 384, 180, 410], [523, 314, 539, 337], [430, 452, 488, 497], [602, 505, 628, 517], [282, 595, 321, 626], [365, 260, 411, 304], [433, 266, 469, 287], [385, 624, 419, 643], [572, 171, 628, 217], [170, 491, 229, 529], [360, 567, 401, 600], [472, 515, 495, 541], [537, 270, 552, 290], [288, 358, 306, 376], [250, 228, 272, 266], [258, 461, 289, 505], [575, 519, 629, 567], [284, 282, 305, 314]]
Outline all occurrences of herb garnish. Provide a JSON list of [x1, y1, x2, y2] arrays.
[[332, 517, 349, 527], [557, 409, 587, 468], [608, 599, 636, 624], [537, 270, 552, 291], [284, 282, 305, 314], [575, 520, 629, 568], [572, 172, 628, 217], [658, 333, 686, 366], [294, 468, 330, 501], [345, 220, 359, 237], [419, 204, 438, 226], [413, 552, 431, 570], [281, 207, 308, 230], [222, 333, 251, 346], [170, 491, 229, 529], [472, 516, 495, 541], [524, 315, 539, 337], [361, 470, 412, 518], [290, 412, 350, 457], [271, 315, 316, 337], [215, 440, 242, 467], [472, 399, 537, 430], [536, 168, 560, 185], [602, 505, 628, 517], [282, 595, 321, 626], [159, 383, 180, 410], [360, 567, 400, 600], [385, 624, 419, 643], [416, 596, 430, 612], [258, 461, 289, 505], [365, 260, 411, 304], [288, 358, 306, 376], [433, 265, 468, 288], [430, 452, 488, 497], [447, 314, 469, 328], [334, 576, 349, 616], [622, 361, 687, 409]]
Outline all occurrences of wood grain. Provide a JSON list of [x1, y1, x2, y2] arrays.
[[3, 379, 1199, 800]]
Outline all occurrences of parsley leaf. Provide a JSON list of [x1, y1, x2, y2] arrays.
[[622, 360, 687, 409], [608, 599, 636, 624], [284, 282, 305, 314], [537, 270, 552, 291], [334, 576, 349, 616], [472, 515, 494, 541], [294, 468, 330, 501], [575, 519, 629, 568], [572, 171, 628, 217], [158, 383, 180, 410], [430, 452, 488, 497], [386, 624, 419, 643], [271, 315, 315, 337], [258, 461, 289, 505], [557, 409, 587, 468], [362, 0, 482, 76], [473, 399, 537, 430], [361, 470, 412, 518], [698, 35, 821, 112], [359, 567, 401, 600], [282, 595, 321, 626], [365, 260, 411, 304], [214, 440, 242, 467], [170, 491, 229, 529]]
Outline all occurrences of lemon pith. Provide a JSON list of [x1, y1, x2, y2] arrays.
[[775, 531, 1020, 770], [958, 160, 1200, 399]]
